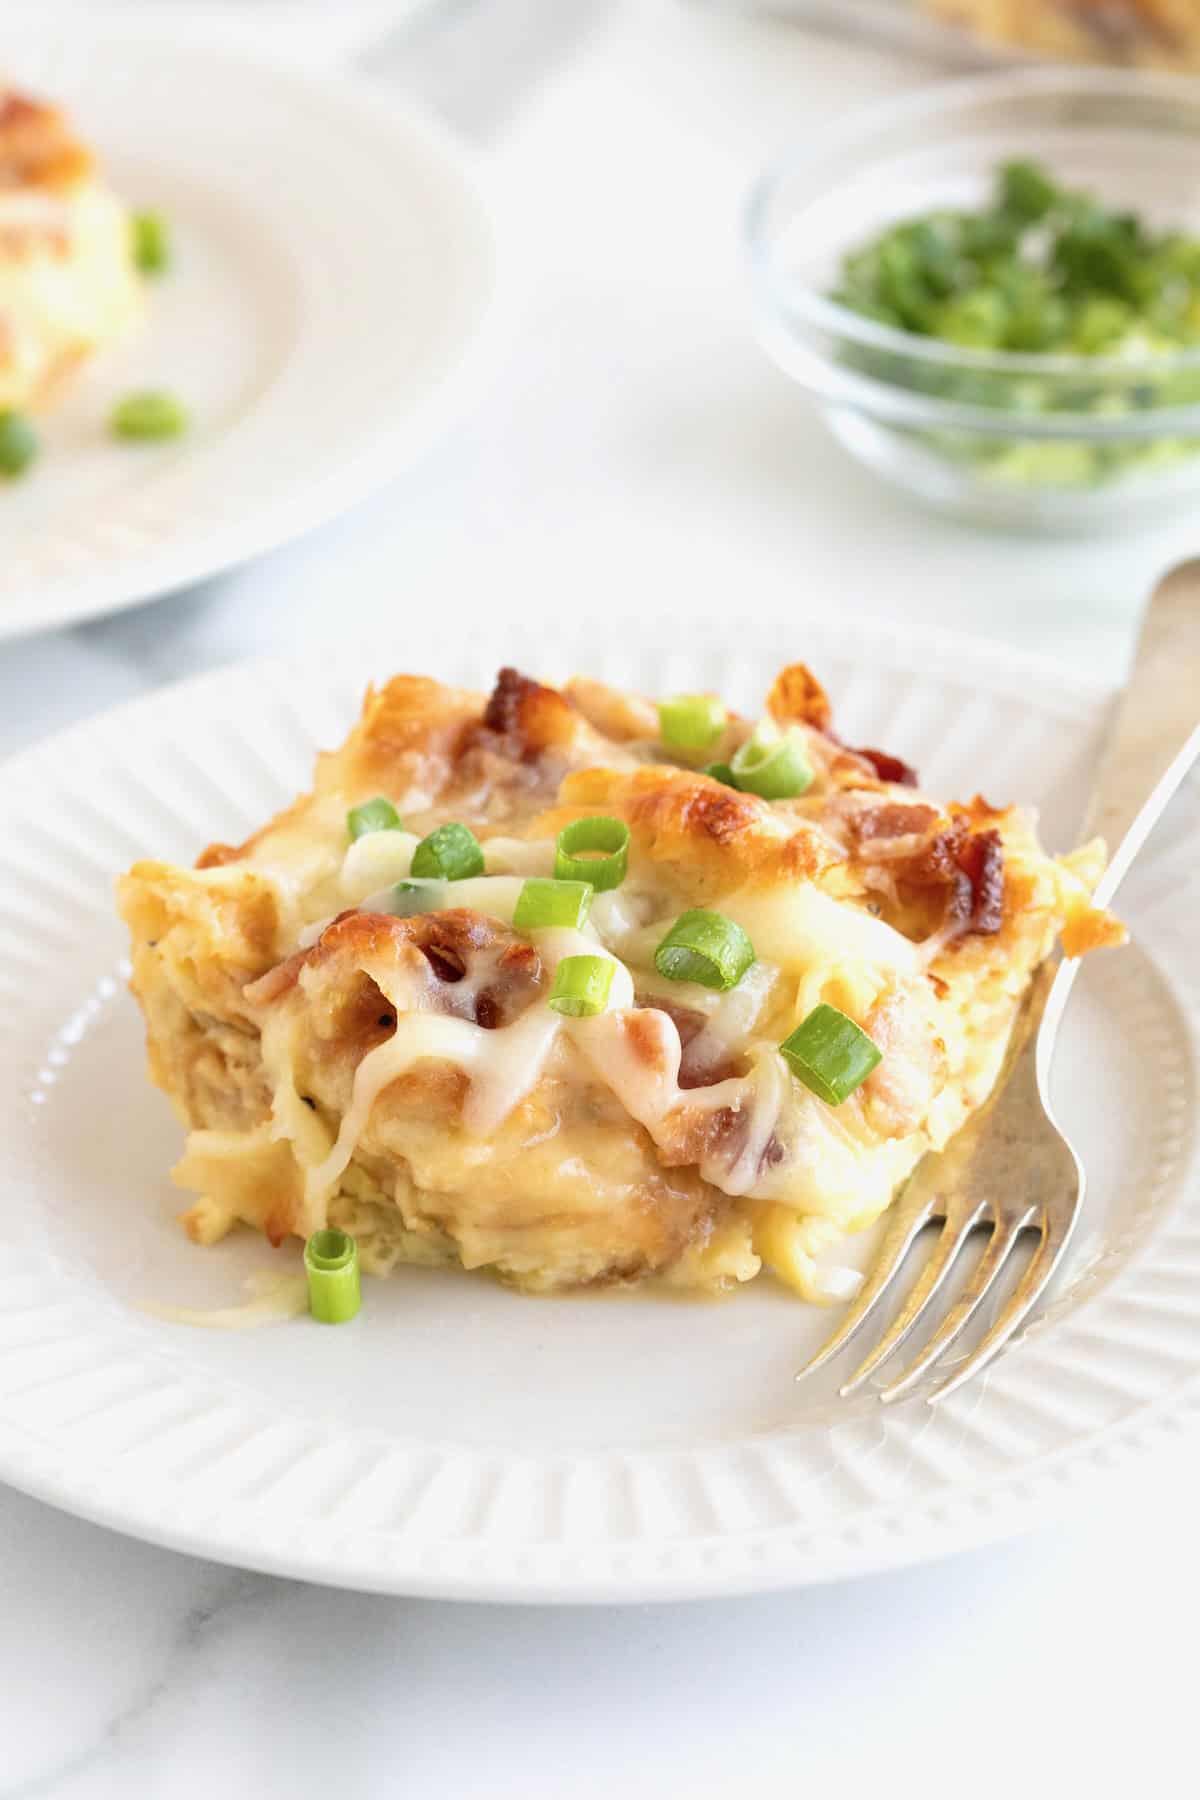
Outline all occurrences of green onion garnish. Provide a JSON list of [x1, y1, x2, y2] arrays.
[[554, 816, 629, 892], [779, 1004, 881, 1106], [110, 390, 189, 442], [658, 694, 727, 752], [730, 728, 814, 801], [513, 878, 593, 932], [304, 1228, 361, 1324], [654, 909, 755, 992], [702, 761, 738, 788], [347, 796, 403, 840], [410, 821, 485, 881], [132, 209, 171, 275], [0, 410, 37, 478], [547, 954, 615, 1017]]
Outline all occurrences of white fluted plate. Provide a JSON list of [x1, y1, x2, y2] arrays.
[[0, 615, 1195, 1602], [0, 23, 495, 640]]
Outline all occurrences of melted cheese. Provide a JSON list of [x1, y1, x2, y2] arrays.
[[567, 1009, 779, 1198], [258, 818, 960, 1247], [720, 883, 919, 977], [481, 837, 556, 876], [141, 1272, 309, 1330], [339, 829, 420, 902], [306, 1005, 564, 1209]]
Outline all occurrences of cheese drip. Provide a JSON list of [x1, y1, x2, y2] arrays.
[[569, 1010, 790, 1198]]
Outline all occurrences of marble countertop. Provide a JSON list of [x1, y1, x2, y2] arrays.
[[4, 5, 1198, 1794]]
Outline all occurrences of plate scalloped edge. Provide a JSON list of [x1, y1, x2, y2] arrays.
[[1, 609, 1198, 1604]]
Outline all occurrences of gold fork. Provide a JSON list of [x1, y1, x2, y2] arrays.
[[799, 559, 1200, 1405]]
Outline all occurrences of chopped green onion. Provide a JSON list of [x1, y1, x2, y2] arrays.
[[730, 728, 814, 800], [702, 761, 738, 788], [513, 878, 593, 931], [0, 410, 37, 478], [547, 954, 615, 1018], [658, 693, 726, 752], [554, 816, 629, 892], [410, 821, 485, 881], [998, 158, 1058, 224], [132, 209, 171, 274], [110, 390, 189, 441], [780, 1004, 881, 1106], [654, 909, 755, 992], [347, 796, 403, 840], [304, 1228, 361, 1324]]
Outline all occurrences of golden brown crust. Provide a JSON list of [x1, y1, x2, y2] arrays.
[[766, 662, 833, 733], [546, 764, 833, 898], [197, 669, 641, 872], [924, 0, 1200, 64], [122, 658, 1125, 1299]]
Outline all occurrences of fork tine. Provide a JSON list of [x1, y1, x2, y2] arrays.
[[877, 1210, 1036, 1405], [795, 1186, 937, 1382], [839, 1197, 987, 1397], [928, 1210, 1073, 1405]]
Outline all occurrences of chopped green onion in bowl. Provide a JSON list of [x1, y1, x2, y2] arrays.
[[828, 157, 1200, 495], [0, 410, 37, 478], [833, 159, 1200, 359], [111, 389, 189, 442]]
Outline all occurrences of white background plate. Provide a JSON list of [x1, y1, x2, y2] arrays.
[[0, 24, 495, 639], [0, 615, 1196, 1602]]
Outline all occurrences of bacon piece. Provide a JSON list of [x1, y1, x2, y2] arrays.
[[956, 828, 1005, 935], [855, 806, 1005, 939], [852, 746, 919, 788], [478, 666, 580, 757], [766, 663, 832, 732], [765, 663, 918, 787]]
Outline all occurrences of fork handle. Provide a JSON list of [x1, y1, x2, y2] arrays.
[[1039, 560, 1200, 1067], [1085, 557, 1200, 909]]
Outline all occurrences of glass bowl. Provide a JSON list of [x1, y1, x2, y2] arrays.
[[746, 68, 1200, 531]]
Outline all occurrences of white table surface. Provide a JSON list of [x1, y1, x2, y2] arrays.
[[3, 5, 1198, 1795]]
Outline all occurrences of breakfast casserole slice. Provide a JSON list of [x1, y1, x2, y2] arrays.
[[0, 85, 142, 411], [923, 0, 1200, 67], [119, 663, 1123, 1304]]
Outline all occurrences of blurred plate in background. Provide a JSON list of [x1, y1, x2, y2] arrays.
[[712, 0, 1200, 72], [0, 22, 496, 640]]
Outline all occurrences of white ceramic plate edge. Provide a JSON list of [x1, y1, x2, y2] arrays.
[[7, 610, 1200, 1606]]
